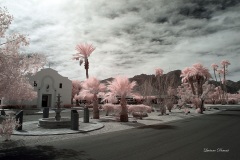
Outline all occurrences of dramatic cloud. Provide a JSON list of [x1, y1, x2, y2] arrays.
[[1, 0, 240, 81]]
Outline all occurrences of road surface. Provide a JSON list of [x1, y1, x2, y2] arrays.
[[1, 108, 240, 160]]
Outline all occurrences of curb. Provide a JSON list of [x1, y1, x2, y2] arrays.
[[13, 121, 104, 136]]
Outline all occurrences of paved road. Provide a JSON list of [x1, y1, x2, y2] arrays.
[[1, 108, 240, 160]]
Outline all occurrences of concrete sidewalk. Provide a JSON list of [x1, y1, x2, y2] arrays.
[[13, 106, 221, 136], [0, 106, 232, 149]]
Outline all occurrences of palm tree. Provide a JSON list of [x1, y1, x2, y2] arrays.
[[220, 60, 230, 103], [81, 77, 106, 119], [211, 63, 222, 102], [106, 76, 136, 122], [211, 63, 218, 82], [72, 43, 95, 79], [192, 63, 212, 96], [181, 63, 212, 113], [180, 67, 197, 95]]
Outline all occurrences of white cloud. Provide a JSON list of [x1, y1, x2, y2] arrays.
[[1, 0, 240, 82]]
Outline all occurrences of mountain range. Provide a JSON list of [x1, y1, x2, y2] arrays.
[[101, 70, 240, 94]]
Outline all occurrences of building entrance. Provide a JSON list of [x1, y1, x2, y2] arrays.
[[42, 94, 51, 107]]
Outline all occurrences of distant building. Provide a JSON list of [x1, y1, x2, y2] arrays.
[[1, 68, 72, 107], [28, 68, 72, 108]]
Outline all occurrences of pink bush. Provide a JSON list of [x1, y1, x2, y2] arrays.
[[184, 108, 190, 114], [166, 101, 174, 112], [102, 104, 152, 117], [192, 97, 201, 109], [195, 108, 201, 113], [0, 117, 21, 141], [102, 104, 121, 115], [155, 68, 164, 77], [127, 104, 152, 114]]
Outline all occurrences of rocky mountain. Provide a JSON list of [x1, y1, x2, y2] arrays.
[[208, 80, 240, 94], [101, 70, 240, 94]]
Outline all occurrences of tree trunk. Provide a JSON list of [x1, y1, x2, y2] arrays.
[[189, 80, 196, 95], [200, 99, 204, 114], [86, 68, 89, 79], [85, 58, 89, 79], [120, 96, 128, 122], [93, 94, 99, 119], [76, 100, 80, 106]]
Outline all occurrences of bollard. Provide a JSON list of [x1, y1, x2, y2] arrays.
[[15, 110, 23, 130], [83, 107, 89, 123], [1, 109, 6, 116], [71, 110, 79, 130], [43, 107, 49, 118]]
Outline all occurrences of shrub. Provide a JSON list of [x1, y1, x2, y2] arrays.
[[127, 105, 152, 114], [195, 108, 201, 113], [228, 99, 238, 104], [0, 117, 21, 141], [166, 101, 174, 112]]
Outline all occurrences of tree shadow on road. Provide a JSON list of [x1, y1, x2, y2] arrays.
[[136, 124, 177, 130], [0, 145, 95, 160]]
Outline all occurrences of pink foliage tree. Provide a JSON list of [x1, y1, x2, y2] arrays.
[[72, 80, 82, 105], [105, 76, 136, 122], [0, 117, 21, 141], [180, 63, 212, 113], [155, 68, 163, 77], [0, 7, 46, 102], [211, 60, 231, 104], [72, 43, 95, 79], [166, 87, 177, 112], [177, 83, 194, 108], [77, 77, 106, 119], [181, 63, 212, 97], [138, 79, 154, 105], [4, 78, 37, 107]]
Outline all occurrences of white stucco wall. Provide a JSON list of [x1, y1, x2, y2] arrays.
[[29, 68, 72, 108]]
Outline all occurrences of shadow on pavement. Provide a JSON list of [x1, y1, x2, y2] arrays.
[[216, 113, 240, 117], [136, 124, 177, 130], [225, 109, 240, 112], [0, 145, 95, 160]]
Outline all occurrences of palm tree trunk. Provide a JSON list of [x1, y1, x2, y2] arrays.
[[189, 80, 196, 95], [213, 70, 221, 101], [93, 94, 99, 119], [218, 74, 223, 102], [200, 99, 204, 114], [120, 96, 128, 122], [85, 58, 89, 79], [86, 69, 89, 79], [223, 66, 227, 104]]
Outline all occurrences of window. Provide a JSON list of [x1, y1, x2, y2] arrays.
[[59, 83, 62, 88], [34, 81, 37, 87]]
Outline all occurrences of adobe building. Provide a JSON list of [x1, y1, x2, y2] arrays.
[[28, 68, 72, 108]]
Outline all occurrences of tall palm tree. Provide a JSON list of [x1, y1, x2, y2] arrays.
[[220, 60, 230, 103], [107, 76, 136, 122], [155, 68, 164, 94], [72, 43, 95, 79], [211, 63, 223, 101]]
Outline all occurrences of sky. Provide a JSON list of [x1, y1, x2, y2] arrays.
[[1, 0, 240, 81]]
